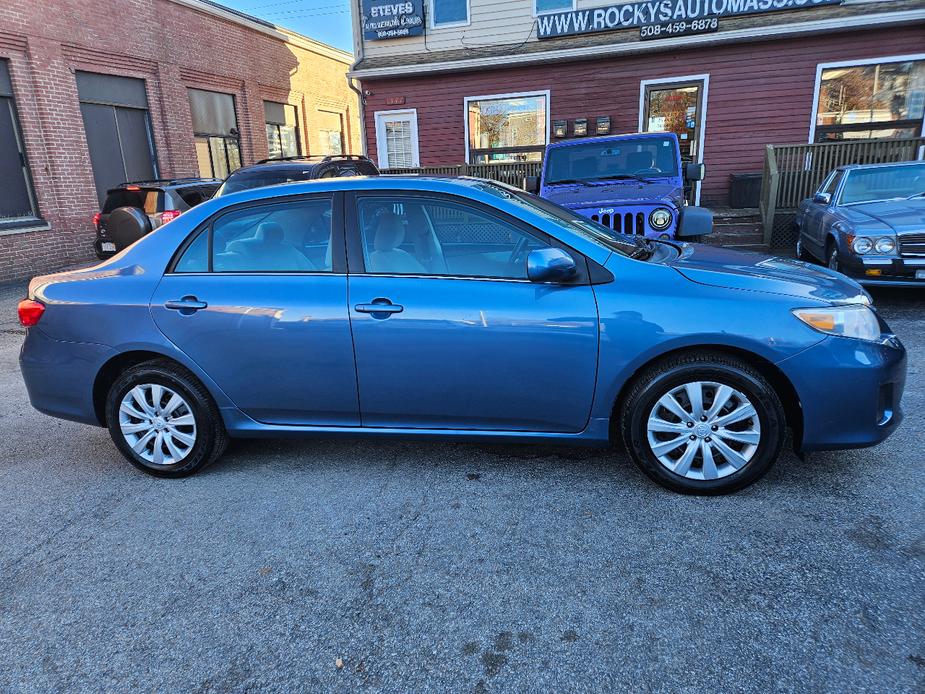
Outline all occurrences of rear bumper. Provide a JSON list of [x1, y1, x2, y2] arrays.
[[19, 327, 113, 426], [779, 333, 906, 451], [841, 255, 925, 287]]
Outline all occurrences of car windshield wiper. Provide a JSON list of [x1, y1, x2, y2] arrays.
[[548, 178, 593, 186], [628, 237, 655, 260], [905, 191, 925, 199]]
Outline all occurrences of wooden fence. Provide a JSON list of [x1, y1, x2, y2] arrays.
[[382, 161, 543, 188], [760, 137, 925, 246]]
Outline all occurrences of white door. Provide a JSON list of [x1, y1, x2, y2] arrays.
[[374, 109, 420, 169]]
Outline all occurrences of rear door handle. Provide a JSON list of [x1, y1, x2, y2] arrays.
[[165, 297, 208, 312], [354, 299, 403, 315]]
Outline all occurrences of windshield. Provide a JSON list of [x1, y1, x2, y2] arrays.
[[841, 163, 925, 204], [472, 181, 639, 257], [216, 169, 313, 196], [545, 136, 680, 185]]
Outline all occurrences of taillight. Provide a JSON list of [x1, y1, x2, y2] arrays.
[[160, 209, 181, 224], [93, 212, 101, 229], [18, 299, 45, 327]]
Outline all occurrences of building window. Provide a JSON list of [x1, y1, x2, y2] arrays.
[[77, 71, 159, 207], [814, 57, 925, 141], [317, 110, 345, 156], [535, 0, 575, 15], [188, 88, 241, 179], [466, 92, 548, 164], [374, 109, 419, 168], [264, 101, 300, 159], [431, 0, 469, 27], [0, 60, 39, 228]]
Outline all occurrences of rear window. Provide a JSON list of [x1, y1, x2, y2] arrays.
[[216, 170, 313, 196], [103, 189, 162, 214]]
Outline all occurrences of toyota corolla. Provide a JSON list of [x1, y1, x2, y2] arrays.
[[18, 177, 906, 494]]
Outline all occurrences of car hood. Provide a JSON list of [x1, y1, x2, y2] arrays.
[[544, 181, 682, 209], [840, 199, 925, 234], [668, 243, 869, 304]]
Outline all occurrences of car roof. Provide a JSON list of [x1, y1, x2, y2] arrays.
[[837, 160, 924, 172], [107, 177, 221, 192]]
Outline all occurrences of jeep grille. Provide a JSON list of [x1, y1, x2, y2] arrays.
[[590, 212, 646, 235]]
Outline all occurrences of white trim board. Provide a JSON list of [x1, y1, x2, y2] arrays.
[[638, 75, 710, 206], [350, 10, 925, 79], [807, 52, 925, 143], [463, 90, 551, 164], [374, 109, 420, 168]]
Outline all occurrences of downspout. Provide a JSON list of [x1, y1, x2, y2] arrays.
[[347, 0, 368, 157]]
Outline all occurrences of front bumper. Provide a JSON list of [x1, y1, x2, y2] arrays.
[[841, 254, 925, 287], [779, 332, 906, 451]]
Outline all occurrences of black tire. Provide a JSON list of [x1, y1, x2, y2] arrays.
[[796, 236, 812, 262], [105, 359, 228, 477], [619, 351, 786, 495]]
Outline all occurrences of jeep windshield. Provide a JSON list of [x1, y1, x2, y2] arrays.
[[545, 136, 679, 185]]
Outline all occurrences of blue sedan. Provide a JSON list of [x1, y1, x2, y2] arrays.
[[18, 177, 906, 494], [795, 160, 925, 286]]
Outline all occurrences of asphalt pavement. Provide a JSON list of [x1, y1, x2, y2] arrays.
[[0, 278, 922, 693]]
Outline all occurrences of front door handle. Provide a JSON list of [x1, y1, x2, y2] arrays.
[[165, 296, 208, 312], [354, 298, 403, 315]]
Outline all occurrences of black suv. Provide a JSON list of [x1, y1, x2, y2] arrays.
[[94, 178, 221, 258], [215, 155, 379, 197]]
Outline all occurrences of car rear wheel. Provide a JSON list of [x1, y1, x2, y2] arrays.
[[105, 360, 228, 477], [620, 352, 786, 495]]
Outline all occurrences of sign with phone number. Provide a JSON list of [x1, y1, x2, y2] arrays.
[[640, 17, 719, 39]]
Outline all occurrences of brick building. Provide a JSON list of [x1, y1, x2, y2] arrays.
[[350, 0, 925, 207], [0, 0, 360, 283]]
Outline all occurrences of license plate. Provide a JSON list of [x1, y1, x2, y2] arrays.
[[917, 270, 925, 280], [101, 242, 116, 252]]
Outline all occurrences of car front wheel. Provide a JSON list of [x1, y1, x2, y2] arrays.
[[826, 241, 840, 272], [105, 360, 228, 477], [620, 352, 786, 495]]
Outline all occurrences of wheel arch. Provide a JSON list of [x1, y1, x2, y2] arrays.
[[610, 344, 803, 447], [92, 350, 205, 426]]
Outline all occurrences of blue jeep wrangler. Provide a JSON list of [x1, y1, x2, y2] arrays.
[[525, 132, 712, 241]]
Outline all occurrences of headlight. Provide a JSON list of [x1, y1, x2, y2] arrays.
[[874, 237, 895, 254], [649, 208, 672, 231], [852, 236, 872, 254], [792, 305, 881, 342]]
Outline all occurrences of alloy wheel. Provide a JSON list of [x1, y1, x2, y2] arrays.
[[118, 384, 197, 466], [646, 381, 761, 481]]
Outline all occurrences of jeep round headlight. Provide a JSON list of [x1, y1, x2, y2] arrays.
[[649, 208, 672, 231], [852, 236, 873, 254], [874, 237, 895, 254]]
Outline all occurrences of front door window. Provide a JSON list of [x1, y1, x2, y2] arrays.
[[643, 79, 706, 204]]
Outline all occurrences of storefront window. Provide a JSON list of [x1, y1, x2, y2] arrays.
[[535, 0, 574, 14], [0, 59, 39, 227], [814, 59, 925, 141], [431, 0, 468, 27], [264, 101, 300, 159], [188, 88, 241, 178], [466, 93, 547, 164]]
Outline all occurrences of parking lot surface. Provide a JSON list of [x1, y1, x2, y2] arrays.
[[0, 278, 922, 693]]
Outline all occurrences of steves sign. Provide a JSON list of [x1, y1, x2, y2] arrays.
[[362, 0, 424, 40], [537, 0, 841, 38]]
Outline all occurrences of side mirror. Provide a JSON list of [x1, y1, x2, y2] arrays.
[[676, 206, 713, 239], [527, 247, 577, 283], [524, 175, 540, 194], [813, 192, 832, 205], [684, 162, 705, 181]]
